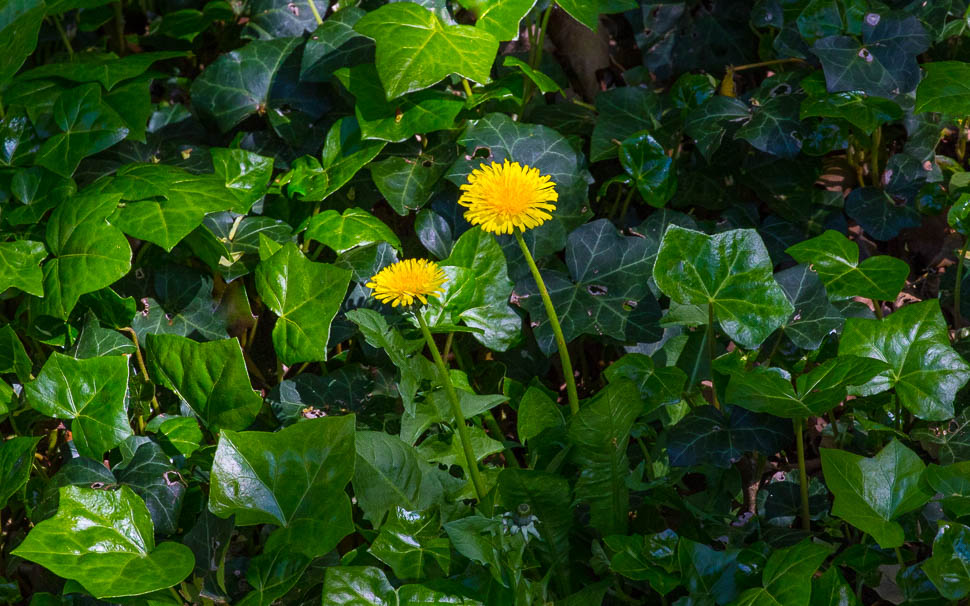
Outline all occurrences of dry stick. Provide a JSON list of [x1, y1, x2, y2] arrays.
[[794, 417, 811, 531], [515, 230, 580, 415], [416, 313, 487, 501]]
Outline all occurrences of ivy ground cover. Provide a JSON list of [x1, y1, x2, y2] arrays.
[[7, 0, 970, 604]]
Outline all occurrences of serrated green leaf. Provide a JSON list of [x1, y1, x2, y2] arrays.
[[12, 486, 194, 598], [821, 440, 933, 548], [24, 352, 131, 459], [839, 300, 970, 420], [653, 225, 794, 349], [354, 2, 498, 99], [209, 416, 355, 558], [145, 334, 262, 431]]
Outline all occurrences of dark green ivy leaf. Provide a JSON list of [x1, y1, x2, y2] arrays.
[[667, 405, 791, 469]]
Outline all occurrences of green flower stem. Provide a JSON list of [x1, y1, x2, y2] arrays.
[[416, 312, 487, 502], [515, 229, 580, 416], [955, 236, 969, 329], [794, 417, 811, 531], [307, 0, 323, 25]]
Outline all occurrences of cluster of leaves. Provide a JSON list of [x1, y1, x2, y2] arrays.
[[7, 0, 970, 604]]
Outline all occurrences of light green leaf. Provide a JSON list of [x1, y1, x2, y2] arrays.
[[733, 540, 832, 606], [304, 207, 401, 254], [464, 0, 536, 41], [145, 334, 262, 432], [208, 416, 355, 558], [839, 300, 970, 420], [653, 225, 794, 349], [24, 352, 131, 459], [355, 2, 499, 99], [820, 440, 933, 548], [12, 486, 194, 598], [916, 61, 970, 116], [0, 240, 46, 296], [786, 230, 908, 301], [0, 0, 44, 90]]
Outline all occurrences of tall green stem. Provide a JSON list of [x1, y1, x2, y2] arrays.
[[794, 417, 811, 531], [307, 0, 323, 25], [706, 303, 720, 410], [50, 14, 73, 56], [416, 312, 487, 501], [955, 236, 969, 329], [515, 230, 580, 415], [520, 2, 554, 115]]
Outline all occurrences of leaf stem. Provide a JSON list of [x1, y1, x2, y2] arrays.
[[706, 303, 720, 410], [49, 14, 73, 56], [955, 236, 969, 329], [870, 126, 882, 187], [307, 0, 323, 25], [873, 300, 883, 320], [112, 1, 126, 55], [461, 78, 474, 100], [515, 230, 580, 415], [794, 417, 811, 531], [617, 187, 636, 224], [520, 2, 553, 114], [416, 312, 487, 502], [123, 327, 160, 413], [729, 57, 807, 73]]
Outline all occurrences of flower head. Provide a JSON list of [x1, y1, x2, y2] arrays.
[[366, 258, 447, 307], [458, 159, 558, 234]]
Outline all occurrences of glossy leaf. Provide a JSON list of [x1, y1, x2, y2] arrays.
[[208, 416, 355, 558], [304, 207, 401, 254], [619, 132, 677, 207], [787, 230, 908, 301], [839, 300, 970, 420], [0, 436, 41, 510], [0, 240, 45, 297], [667, 405, 791, 469], [255, 242, 352, 365], [145, 334, 262, 431], [775, 264, 843, 350], [24, 352, 131, 459], [820, 439, 933, 548], [354, 2, 499, 99], [923, 522, 970, 600], [12, 486, 194, 598], [734, 540, 832, 606], [653, 225, 794, 349], [916, 61, 970, 115]]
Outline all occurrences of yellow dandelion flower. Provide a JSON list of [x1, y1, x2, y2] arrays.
[[366, 258, 447, 307], [458, 159, 558, 234]]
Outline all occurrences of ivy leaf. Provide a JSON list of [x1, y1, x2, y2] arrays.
[[0, 436, 41, 510], [304, 207, 402, 254], [0, 324, 31, 383], [242, 0, 327, 39], [602, 353, 686, 409], [190, 37, 302, 133], [322, 566, 480, 605], [354, 2, 499, 99], [619, 132, 677, 207], [923, 522, 970, 600], [844, 187, 920, 242], [186, 213, 292, 283], [0, 0, 44, 90], [736, 94, 806, 158], [653, 225, 794, 349], [14, 51, 186, 90], [590, 87, 661, 162], [555, 0, 599, 31], [812, 568, 861, 606], [334, 63, 465, 142], [211, 147, 275, 212], [684, 95, 750, 161], [568, 379, 640, 536], [255, 242, 352, 365], [462, 0, 536, 41], [774, 264, 843, 351], [786, 230, 909, 301], [369, 507, 450, 580], [209, 416, 356, 558], [916, 61, 970, 116], [101, 163, 243, 251], [666, 405, 791, 469], [605, 531, 679, 595], [114, 441, 185, 536], [354, 431, 429, 526], [800, 82, 902, 135], [24, 352, 132, 459], [35, 83, 128, 178], [145, 334, 263, 432], [0, 240, 46, 296], [813, 13, 929, 97], [301, 8, 373, 82], [839, 300, 970, 421], [821, 440, 933, 548], [733, 540, 832, 606], [515, 219, 658, 354], [12, 486, 194, 598]]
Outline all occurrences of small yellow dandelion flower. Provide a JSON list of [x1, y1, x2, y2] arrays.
[[458, 159, 558, 234], [366, 259, 447, 307]]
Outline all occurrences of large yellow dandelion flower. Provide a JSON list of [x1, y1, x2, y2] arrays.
[[458, 159, 558, 234], [366, 259, 447, 307]]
